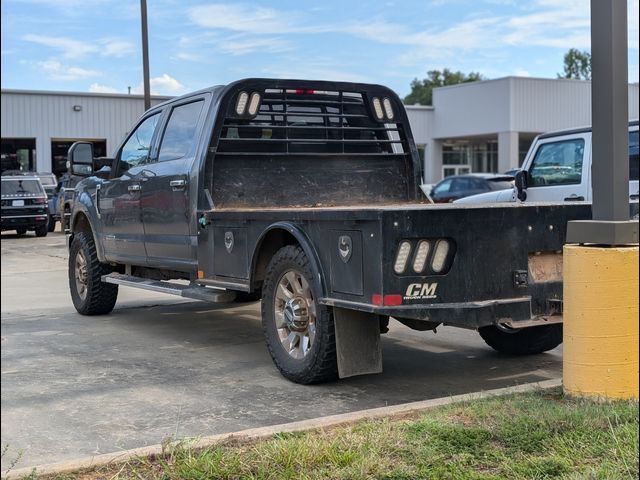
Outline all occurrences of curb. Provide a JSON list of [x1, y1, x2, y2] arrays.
[[2, 378, 562, 479]]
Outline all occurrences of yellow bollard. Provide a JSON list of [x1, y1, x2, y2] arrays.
[[563, 244, 639, 399]]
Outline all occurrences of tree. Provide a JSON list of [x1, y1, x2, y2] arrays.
[[403, 69, 484, 105], [558, 48, 591, 80]]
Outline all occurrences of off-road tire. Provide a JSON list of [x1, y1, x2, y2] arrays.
[[261, 245, 338, 384], [15, 228, 27, 235], [478, 324, 562, 355], [47, 216, 56, 232], [35, 224, 48, 237], [69, 231, 118, 315]]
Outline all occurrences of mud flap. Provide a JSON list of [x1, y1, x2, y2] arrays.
[[333, 307, 383, 378]]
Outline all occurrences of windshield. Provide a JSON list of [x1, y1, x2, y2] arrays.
[[1, 179, 44, 195], [36, 174, 57, 185]]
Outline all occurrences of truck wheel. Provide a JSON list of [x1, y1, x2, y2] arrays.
[[261, 245, 338, 384], [478, 324, 562, 355], [15, 228, 27, 236], [35, 224, 48, 237], [47, 217, 56, 232], [69, 232, 118, 315]]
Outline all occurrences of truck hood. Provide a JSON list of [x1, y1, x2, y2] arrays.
[[453, 187, 517, 204]]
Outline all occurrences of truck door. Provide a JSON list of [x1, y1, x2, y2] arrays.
[[140, 97, 207, 271], [99, 112, 162, 264], [524, 133, 591, 202]]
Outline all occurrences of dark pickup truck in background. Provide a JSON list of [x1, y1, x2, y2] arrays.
[[66, 78, 597, 384]]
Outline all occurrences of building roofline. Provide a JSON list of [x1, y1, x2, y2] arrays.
[[433, 75, 639, 92], [0, 88, 174, 101], [404, 104, 435, 110]]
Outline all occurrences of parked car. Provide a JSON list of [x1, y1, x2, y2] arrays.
[[34, 172, 59, 232], [429, 173, 515, 203], [1, 175, 49, 236], [455, 121, 639, 204]]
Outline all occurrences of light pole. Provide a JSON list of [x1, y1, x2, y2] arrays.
[[563, 0, 639, 400], [140, 0, 151, 111]]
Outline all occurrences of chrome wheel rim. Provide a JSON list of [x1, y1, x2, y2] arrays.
[[75, 250, 88, 300], [274, 270, 317, 359]]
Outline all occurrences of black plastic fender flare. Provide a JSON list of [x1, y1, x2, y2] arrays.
[[250, 221, 327, 299]]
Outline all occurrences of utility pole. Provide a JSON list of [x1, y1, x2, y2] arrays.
[[563, 0, 639, 400], [140, 0, 151, 111]]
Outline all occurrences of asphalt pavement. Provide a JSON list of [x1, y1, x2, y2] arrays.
[[1, 230, 562, 470]]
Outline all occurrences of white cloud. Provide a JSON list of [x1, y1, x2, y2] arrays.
[[22, 34, 96, 58], [218, 37, 292, 55], [21, 34, 136, 58], [188, 4, 295, 34], [37, 60, 100, 80], [132, 74, 186, 96], [88, 83, 121, 93], [101, 40, 136, 58]]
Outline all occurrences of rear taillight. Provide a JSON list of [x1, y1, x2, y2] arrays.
[[393, 238, 455, 275], [393, 241, 412, 274], [32, 197, 47, 204]]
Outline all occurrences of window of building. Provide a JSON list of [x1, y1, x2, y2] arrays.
[[471, 141, 498, 173], [157, 101, 204, 162], [629, 130, 639, 181], [51, 139, 106, 178], [1, 138, 36, 173]]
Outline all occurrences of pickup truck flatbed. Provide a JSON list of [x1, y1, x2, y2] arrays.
[[66, 78, 597, 384]]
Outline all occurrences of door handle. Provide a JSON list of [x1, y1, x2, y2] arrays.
[[128, 184, 142, 192], [170, 179, 186, 191], [564, 195, 584, 201]]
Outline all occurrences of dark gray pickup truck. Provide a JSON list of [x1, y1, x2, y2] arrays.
[[66, 78, 595, 384]]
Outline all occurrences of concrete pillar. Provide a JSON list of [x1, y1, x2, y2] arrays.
[[563, 245, 639, 399], [497, 131, 519, 173], [425, 140, 443, 184]]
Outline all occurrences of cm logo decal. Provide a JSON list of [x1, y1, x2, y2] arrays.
[[404, 283, 438, 300]]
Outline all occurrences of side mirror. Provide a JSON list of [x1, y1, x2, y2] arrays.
[[67, 142, 94, 176], [95, 166, 112, 180], [93, 156, 114, 173], [514, 170, 527, 201]]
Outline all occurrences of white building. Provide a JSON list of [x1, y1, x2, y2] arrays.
[[2, 77, 639, 182]]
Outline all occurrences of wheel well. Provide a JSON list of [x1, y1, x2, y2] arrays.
[[73, 212, 92, 234], [251, 229, 298, 291], [68, 212, 93, 248]]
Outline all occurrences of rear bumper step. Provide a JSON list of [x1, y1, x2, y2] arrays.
[[102, 273, 236, 303]]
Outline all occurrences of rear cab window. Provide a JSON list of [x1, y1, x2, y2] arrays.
[[157, 100, 205, 162]]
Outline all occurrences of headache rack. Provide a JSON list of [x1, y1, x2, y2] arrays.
[[207, 84, 423, 209]]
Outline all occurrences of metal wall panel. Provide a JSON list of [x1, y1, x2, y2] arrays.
[[1, 90, 169, 173]]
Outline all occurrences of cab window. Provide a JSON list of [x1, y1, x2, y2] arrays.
[[157, 100, 204, 162], [529, 138, 585, 186], [118, 113, 161, 171]]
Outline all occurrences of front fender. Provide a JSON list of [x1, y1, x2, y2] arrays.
[[69, 179, 107, 262], [251, 222, 328, 298]]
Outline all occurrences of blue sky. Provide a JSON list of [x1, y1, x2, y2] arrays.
[[1, 0, 638, 98]]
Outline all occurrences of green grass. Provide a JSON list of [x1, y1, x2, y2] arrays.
[[9, 389, 639, 480]]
